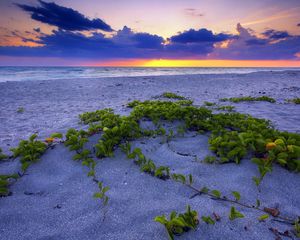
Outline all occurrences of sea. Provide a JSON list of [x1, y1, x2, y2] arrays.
[[0, 67, 299, 83]]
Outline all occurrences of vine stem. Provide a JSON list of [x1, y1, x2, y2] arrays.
[[183, 182, 295, 225]]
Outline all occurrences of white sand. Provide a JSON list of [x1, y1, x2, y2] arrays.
[[0, 71, 300, 239]]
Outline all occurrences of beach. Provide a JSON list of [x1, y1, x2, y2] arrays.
[[0, 70, 300, 240]]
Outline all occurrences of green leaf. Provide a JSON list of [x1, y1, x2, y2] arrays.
[[93, 192, 103, 199], [188, 174, 193, 185], [256, 199, 261, 208], [200, 187, 209, 194], [252, 176, 261, 186], [258, 214, 269, 221], [211, 190, 221, 198], [102, 186, 110, 194], [154, 215, 168, 225], [50, 132, 63, 139], [229, 206, 244, 220], [232, 191, 241, 201], [201, 216, 215, 225]]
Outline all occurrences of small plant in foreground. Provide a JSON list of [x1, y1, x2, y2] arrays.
[[65, 128, 88, 152], [201, 216, 215, 225], [154, 205, 199, 240], [10, 134, 47, 171], [286, 98, 300, 104], [17, 107, 24, 113], [294, 220, 300, 238], [93, 181, 109, 206], [229, 206, 244, 220], [0, 174, 19, 197], [50, 132, 63, 139], [0, 148, 8, 161]]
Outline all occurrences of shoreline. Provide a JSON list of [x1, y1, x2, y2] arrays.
[[0, 68, 300, 84]]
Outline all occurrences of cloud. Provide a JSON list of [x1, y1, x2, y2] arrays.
[[170, 28, 232, 44], [212, 24, 300, 60], [262, 29, 291, 40], [246, 39, 268, 45], [16, 0, 113, 32], [184, 8, 204, 17], [1, 23, 300, 61], [297, 23, 300, 27]]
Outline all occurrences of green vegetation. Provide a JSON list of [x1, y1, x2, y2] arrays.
[[229, 206, 244, 220], [286, 98, 300, 104], [220, 96, 276, 103], [0, 174, 19, 197], [1, 95, 299, 237], [215, 105, 235, 111], [50, 132, 63, 139], [203, 101, 216, 106], [154, 205, 199, 240], [80, 99, 299, 187], [65, 128, 89, 152], [93, 181, 109, 206], [10, 134, 47, 171], [162, 92, 186, 100], [17, 107, 24, 113], [294, 220, 300, 237], [123, 147, 171, 180], [0, 148, 8, 161]]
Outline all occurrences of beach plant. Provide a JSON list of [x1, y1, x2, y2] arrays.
[[204, 101, 216, 107], [93, 181, 109, 206], [286, 98, 300, 104], [0, 174, 19, 197], [216, 105, 235, 112], [120, 141, 132, 158], [294, 220, 300, 238], [17, 107, 24, 113], [79, 108, 115, 124], [154, 205, 199, 240], [229, 206, 244, 220], [154, 166, 170, 180], [0, 148, 8, 161], [162, 92, 186, 100], [201, 216, 215, 225], [176, 99, 193, 106], [10, 134, 47, 171], [50, 132, 63, 140], [65, 128, 88, 152], [220, 96, 276, 103], [258, 214, 269, 222]]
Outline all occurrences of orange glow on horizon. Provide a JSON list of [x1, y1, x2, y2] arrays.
[[92, 59, 300, 67]]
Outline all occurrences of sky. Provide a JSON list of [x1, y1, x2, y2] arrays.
[[0, 0, 300, 66]]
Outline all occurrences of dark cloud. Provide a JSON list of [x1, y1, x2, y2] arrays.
[[213, 24, 300, 60], [263, 29, 291, 40], [1, 23, 300, 61], [16, 0, 113, 32], [297, 23, 300, 27], [246, 39, 268, 45], [33, 28, 41, 33], [170, 28, 232, 44]]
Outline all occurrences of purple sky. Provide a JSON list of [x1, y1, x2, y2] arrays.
[[0, 0, 300, 66]]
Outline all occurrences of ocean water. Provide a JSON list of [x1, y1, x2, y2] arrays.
[[0, 67, 299, 82]]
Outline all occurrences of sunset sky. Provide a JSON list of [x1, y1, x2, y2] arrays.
[[0, 0, 300, 66]]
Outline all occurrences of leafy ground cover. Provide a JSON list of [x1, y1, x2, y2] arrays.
[[1, 93, 299, 239]]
